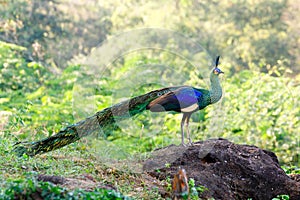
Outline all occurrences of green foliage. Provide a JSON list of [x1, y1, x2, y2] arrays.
[[281, 165, 300, 175], [0, 173, 130, 200], [103, 0, 299, 74], [0, 42, 49, 93], [1, 0, 299, 74], [0, 41, 76, 140], [188, 178, 209, 200], [0, 0, 112, 66], [272, 194, 290, 200]]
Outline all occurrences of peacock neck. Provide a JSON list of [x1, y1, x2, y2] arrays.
[[209, 73, 222, 104]]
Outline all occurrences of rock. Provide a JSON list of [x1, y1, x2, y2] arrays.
[[37, 174, 66, 184], [143, 138, 300, 200]]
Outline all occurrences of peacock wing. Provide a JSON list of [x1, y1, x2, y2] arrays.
[[147, 86, 204, 112]]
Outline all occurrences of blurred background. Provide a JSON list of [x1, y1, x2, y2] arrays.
[[0, 0, 299, 165]]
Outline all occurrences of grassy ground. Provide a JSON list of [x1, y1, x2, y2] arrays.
[[0, 135, 168, 199], [1, 134, 299, 199]]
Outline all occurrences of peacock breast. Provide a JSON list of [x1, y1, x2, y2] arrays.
[[180, 103, 199, 113]]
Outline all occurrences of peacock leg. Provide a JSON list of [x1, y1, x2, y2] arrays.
[[180, 113, 188, 146], [186, 113, 192, 145]]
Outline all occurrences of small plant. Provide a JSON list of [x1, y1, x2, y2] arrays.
[[188, 178, 208, 199], [272, 194, 290, 200], [165, 176, 172, 192], [195, 185, 209, 194], [165, 163, 171, 168]]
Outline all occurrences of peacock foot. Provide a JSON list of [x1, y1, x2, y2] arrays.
[[187, 142, 194, 146], [181, 142, 187, 147]]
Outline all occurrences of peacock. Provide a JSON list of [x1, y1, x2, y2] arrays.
[[147, 56, 223, 145], [13, 56, 223, 156]]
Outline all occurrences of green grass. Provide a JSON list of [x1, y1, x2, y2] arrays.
[[0, 135, 166, 199]]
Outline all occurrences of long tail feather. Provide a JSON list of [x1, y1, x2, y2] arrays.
[[13, 87, 174, 156]]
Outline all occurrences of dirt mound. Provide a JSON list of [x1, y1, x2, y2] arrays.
[[143, 138, 300, 200]]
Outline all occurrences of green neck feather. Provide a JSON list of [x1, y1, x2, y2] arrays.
[[209, 72, 222, 104]]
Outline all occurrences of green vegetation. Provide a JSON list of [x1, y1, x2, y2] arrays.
[[272, 194, 290, 200], [1, 172, 129, 200], [188, 178, 209, 200], [0, 0, 299, 198]]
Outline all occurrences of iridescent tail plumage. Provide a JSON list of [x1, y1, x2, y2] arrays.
[[13, 87, 174, 157]]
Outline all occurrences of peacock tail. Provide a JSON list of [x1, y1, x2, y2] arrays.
[[13, 87, 177, 156]]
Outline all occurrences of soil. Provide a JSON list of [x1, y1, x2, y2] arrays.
[[143, 138, 300, 200]]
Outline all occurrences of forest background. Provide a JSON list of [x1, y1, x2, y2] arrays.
[[0, 0, 299, 198]]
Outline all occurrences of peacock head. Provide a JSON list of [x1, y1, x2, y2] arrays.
[[212, 56, 224, 76]]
